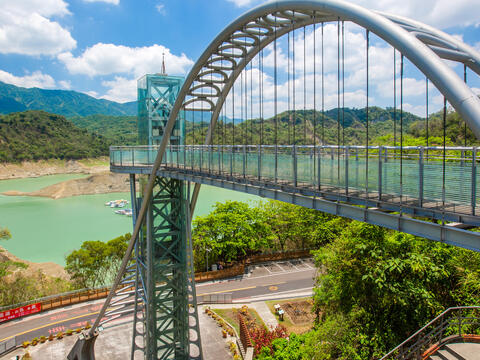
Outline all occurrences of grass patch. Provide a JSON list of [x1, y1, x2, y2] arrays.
[[266, 297, 315, 334], [78, 157, 109, 167], [213, 307, 266, 335]]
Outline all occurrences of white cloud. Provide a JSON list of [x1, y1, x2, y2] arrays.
[[227, 0, 257, 7], [156, 3, 166, 15], [0, 70, 56, 89], [58, 80, 72, 89], [83, 0, 119, 4], [0, 0, 76, 56], [58, 43, 193, 78], [84, 90, 100, 98], [226, 0, 480, 28], [101, 76, 137, 103]]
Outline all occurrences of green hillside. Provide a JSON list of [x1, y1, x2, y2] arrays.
[[187, 107, 422, 145], [0, 111, 110, 162], [0, 82, 136, 118], [69, 114, 137, 145]]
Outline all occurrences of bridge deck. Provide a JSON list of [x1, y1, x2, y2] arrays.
[[110, 145, 480, 252]]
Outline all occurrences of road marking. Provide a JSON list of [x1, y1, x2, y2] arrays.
[[197, 286, 257, 297], [0, 311, 101, 342], [301, 259, 314, 269], [262, 264, 272, 274], [261, 281, 285, 287]]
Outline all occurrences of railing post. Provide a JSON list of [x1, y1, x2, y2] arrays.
[[331, 147, 334, 185], [378, 146, 382, 201], [345, 146, 349, 196], [419, 147, 424, 207], [209, 145, 212, 175], [219, 146, 222, 175], [293, 145, 297, 187], [258, 145, 261, 181], [472, 148, 477, 216], [183, 145, 187, 170], [384, 147, 388, 163], [243, 145, 246, 181], [119, 148, 123, 166], [230, 146, 233, 178], [317, 147, 321, 191], [132, 148, 135, 167], [275, 145, 278, 185], [461, 150, 465, 167]]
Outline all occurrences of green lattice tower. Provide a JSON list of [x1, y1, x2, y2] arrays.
[[141, 177, 197, 359]]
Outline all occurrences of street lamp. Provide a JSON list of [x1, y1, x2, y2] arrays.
[[205, 247, 211, 272]]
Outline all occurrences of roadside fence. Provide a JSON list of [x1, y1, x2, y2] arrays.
[[0, 250, 313, 324]]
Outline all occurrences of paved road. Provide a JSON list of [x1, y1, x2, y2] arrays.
[[0, 259, 315, 347]]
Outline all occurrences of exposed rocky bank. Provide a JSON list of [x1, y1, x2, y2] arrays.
[[0, 158, 109, 180], [0, 245, 69, 280], [2, 171, 130, 199]]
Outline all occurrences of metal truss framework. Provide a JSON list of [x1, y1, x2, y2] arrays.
[[140, 176, 200, 360], [163, 0, 480, 213], [111, 164, 480, 253]]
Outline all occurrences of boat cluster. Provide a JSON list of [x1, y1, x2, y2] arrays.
[[105, 199, 129, 208], [114, 208, 133, 217], [105, 199, 133, 217]]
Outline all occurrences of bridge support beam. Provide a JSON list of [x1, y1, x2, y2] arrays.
[[142, 176, 190, 360], [67, 331, 98, 360]]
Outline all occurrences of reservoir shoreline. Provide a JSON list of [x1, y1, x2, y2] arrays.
[[0, 157, 109, 180]]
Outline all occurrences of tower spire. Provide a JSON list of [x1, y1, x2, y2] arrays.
[[161, 52, 167, 75]]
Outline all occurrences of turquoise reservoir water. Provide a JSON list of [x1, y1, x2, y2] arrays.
[[0, 175, 260, 266]]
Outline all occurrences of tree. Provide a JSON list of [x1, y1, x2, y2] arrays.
[[0, 227, 11, 240], [192, 201, 274, 269], [65, 233, 131, 289], [310, 221, 480, 359]]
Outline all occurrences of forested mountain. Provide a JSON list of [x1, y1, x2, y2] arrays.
[[69, 115, 138, 145], [186, 106, 422, 145], [0, 82, 136, 117], [186, 106, 479, 146], [0, 111, 109, 162]]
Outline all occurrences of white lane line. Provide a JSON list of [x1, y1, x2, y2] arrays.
[[263, 264, 273, 274], [301, 260, 314, 270]]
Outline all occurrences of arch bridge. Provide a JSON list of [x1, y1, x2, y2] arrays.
[[69, 1, 480, 359]]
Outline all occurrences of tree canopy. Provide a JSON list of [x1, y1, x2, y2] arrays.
[[65, 233, 130, 289]]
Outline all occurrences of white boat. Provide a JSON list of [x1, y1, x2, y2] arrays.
[[106, 199, 129, 208], [114, 208, 133, 216]]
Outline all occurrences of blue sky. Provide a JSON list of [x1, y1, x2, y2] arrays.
[[1, 0, 480, 117]]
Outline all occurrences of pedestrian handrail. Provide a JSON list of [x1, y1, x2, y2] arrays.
[[381, 306, 480, 359], [0, 337, 16, 356]]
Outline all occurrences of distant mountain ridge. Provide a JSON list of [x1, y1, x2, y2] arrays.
[[0, 82, 136, 117]]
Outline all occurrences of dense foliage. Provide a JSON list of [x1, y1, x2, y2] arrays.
[[0, 81, 136, 117], [186, 107, 480, 147], [65, 233, 131, 289], [186, 107, 421, 145], [192, 200, 338, 271], [257, 221, 480, 360], [69, 114, 137, 145], [0, 111, 110, 162]]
